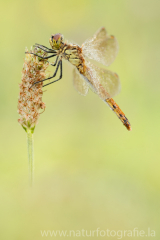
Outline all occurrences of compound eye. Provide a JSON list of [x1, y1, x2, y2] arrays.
[[53, 34, 61, 41]]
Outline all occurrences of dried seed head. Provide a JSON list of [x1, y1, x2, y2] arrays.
[[18, 47, 49, 132]]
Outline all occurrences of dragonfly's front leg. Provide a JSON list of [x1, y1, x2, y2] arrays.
[[34, 44, 57, 54], [35, 43, 54, 51], [28, 50, 58, 66], [26, 52, 57, 60]]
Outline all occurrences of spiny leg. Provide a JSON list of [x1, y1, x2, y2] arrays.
[[27, 49, 58, 66], [42, 60, 62, 84], [43, 60, 62, 88], [35, 43, 53, 51], [34, 45, 56, 53], [31, 59, 61, 87], [26, 52, 57, 60]]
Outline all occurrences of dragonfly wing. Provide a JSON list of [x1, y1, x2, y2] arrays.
[[82, 27, 119, 67], [73, 67, 89, 96], [85, 61, 121, 98]]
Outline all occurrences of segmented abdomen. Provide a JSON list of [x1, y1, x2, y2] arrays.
[[105, 98, 131, 131]]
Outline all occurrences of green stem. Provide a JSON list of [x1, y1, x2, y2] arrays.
[[27, 129, 34, 186]]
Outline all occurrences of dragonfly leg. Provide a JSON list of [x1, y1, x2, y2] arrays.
[[26, 51, 58, 66], [34, 44, 56, 53], [26, 52, 57, 60], [43, 60, 62, 87], [50, 56, 59, 66], [30, 59, 62, 88], [35, 43, 53, 51]]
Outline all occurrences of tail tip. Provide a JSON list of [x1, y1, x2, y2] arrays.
[[125, 123, 132, 131], [128, 126, 132, 131]]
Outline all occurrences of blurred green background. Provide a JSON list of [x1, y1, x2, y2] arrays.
[[1, 0, 160, 239]]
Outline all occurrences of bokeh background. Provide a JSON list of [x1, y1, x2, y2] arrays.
[[1, 0, 160, 239]]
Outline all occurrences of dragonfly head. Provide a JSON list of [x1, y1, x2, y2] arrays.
[[49, 33, 64, 50]]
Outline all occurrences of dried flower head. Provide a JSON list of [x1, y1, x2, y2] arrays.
[[18, 48, 49, 132]]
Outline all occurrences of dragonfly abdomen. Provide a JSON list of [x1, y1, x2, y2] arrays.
[[105, 98, 131, 131]]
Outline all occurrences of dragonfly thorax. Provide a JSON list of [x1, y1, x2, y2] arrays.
[[49, 33, 64, 50]]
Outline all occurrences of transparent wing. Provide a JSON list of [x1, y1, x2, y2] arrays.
[[85, 61, 121, 99], [82, 27, 119, 67], [73, 67, 89, 96]]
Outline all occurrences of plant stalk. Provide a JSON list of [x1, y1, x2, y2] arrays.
[[27, 129, 34, 186]]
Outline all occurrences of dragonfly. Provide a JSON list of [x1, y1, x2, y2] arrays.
[[29, 27, 131, 131]]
